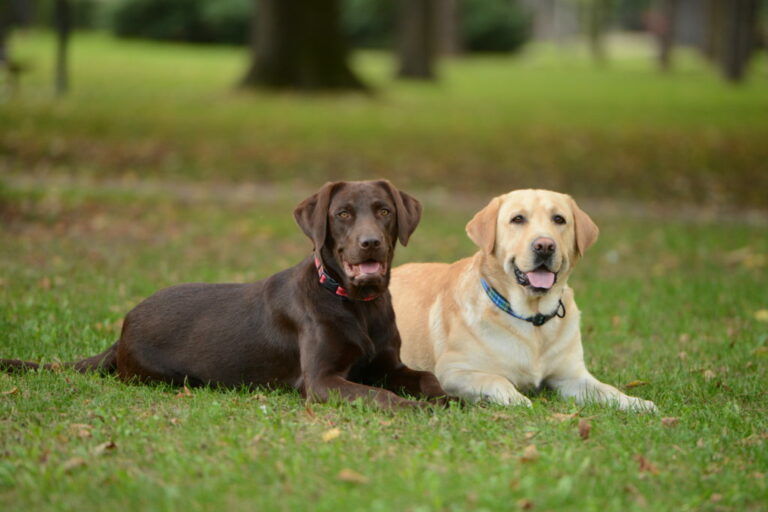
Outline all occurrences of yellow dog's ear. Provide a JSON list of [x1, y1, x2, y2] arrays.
[[570, 197, 599, 256], [466, 197, 501, 255]]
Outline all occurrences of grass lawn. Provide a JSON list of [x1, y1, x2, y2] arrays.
[[1, 179, 767, 511], [2, 31, 768, 208]]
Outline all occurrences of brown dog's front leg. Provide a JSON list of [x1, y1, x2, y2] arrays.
[[306, 375, 426, 409], [384, 365, 453, 403]]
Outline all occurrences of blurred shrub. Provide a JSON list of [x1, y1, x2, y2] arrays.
[[342, 0, 395, 49], [103, 0, 530, 54], [461, 0, 531, 53], [110, 0, 251, 45]]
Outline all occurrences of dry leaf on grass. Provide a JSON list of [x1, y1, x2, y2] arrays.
[[625, 380, 648, 389], [175, 385, 193, 398], [321, 428, 341, 442], [550, 412, 577, 422], [578, 419, 591, 440], [337, 468, 369, 484], [516, 498, 534, 510], [754, 309, 768, 322], [61, 457, 86, 473], [661, 417, 680, 427], [635, 454, 659, 475], [93, 441, 117, 456], [1, 387, 18, 396], [520, 444, 539, 463]]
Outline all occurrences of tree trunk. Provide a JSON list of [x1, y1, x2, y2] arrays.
[[434, 0, 461, 56], [584, 0, 611, 64], [657, 0, 678, 72], [720, 0, 758, 83], [397, 0, 436, 80], [54, 0, 70, 96], [240, 0, 365, 91]]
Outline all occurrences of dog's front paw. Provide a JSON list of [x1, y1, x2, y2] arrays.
[[621, 395, 657, 413], [479, 380, 532, 407]]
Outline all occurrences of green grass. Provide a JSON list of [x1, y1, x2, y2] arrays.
[[2, 31, 768, 208], [1, 180, 767, 511]]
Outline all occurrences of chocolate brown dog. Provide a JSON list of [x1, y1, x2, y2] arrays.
[[1, 180, 448, 408]]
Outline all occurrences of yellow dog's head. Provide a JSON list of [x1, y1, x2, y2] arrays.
[[466, 189, 598, 296]]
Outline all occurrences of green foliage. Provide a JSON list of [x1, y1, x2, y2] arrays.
[[461, 0, 531, 53], [342, 0, 396, 49], [110, 0, 251, 45]]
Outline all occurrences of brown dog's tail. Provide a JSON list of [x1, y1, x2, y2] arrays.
[[0, 342, 119, 375]]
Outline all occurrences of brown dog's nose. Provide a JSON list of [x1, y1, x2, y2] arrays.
[[359, 236, 382, 250], [532, 237, 556, 257]]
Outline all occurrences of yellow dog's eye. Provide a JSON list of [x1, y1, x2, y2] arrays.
[[379, 208, 391, 217], [511, 215, 525, 224], [552, 215, 566, 225], [337, 211, 351, 219]]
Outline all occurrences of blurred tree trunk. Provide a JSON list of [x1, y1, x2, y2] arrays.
[[657, 0, 678, 71], [397, 0, 436, 79], [583, 0, 611, 64], [434, 0, 461, 56], [720, 0, 758, 82], [54, 0, 70, 96], [702, 0, 725, 61], [241, 0, 365, 91]]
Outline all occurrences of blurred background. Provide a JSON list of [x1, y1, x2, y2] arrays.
[[1, 0, 767, 210]]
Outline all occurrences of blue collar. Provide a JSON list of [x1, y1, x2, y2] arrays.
[[480, 278, 565, 326]]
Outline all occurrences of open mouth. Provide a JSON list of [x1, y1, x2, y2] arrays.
[[342, 259, 387, 279], [513, 262, 557, 291]]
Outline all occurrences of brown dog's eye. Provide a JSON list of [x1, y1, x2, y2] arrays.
[[511, 215, 525, 224], [552, 215, 566, 225], [379, 208, 391, 217], [337, 211, 351, 219]]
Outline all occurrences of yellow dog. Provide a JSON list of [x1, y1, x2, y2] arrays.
[[391, 189, 656, 411]]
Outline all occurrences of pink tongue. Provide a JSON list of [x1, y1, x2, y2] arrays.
[[527, 270, 555, 289], [358, 262, 382, 274]]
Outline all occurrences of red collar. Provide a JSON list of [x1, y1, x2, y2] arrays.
[[314, 257, 379, 301]]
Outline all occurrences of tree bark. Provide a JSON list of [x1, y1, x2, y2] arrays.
[[584, 0, 611, 64], [54, 0, 70, 96], [657, 0, 678, 71], [434, 0, 461, 56], [240, 0, 365, 91], [397, 0, 436, 80], [720, 0, 758, 83]]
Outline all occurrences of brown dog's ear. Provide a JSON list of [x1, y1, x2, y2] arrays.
[[293, 182, 341, 250], [570, 197, 599, 256], [379, 180, 422, 246], [466, 197, 501, 254]]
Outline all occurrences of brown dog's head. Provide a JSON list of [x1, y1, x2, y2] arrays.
[[294, 180, 421, 299], [466, 189, 598, 296]]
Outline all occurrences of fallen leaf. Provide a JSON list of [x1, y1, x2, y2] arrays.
[[678, 351, 688, 360], [754, 310, 768, 322], [702, 369, 716, 381], [624, 484, 647, 507], [304, 404, 316, 419], [578, 419, 591, 440], [169, 417, 181, 426], [61, 457, 86, 473], [520, 444, 539, 463], [550, 412, 577, 422], [176, 385, 192, 398], [1, 387, 18, 395], [710, 493, 722, 503], [93, 441, 117, 456], [661, 417, 680, 427], [625, 380, 648, 389], [635, 454, 659, 475], [516, 498, 534, 510], [678, 333, 690, 343], [697, 438, 705, 448], [321, 428, 341, 442], [753, 346, 768, 356], [337, 468, 369, 484], [611, 316, 622, 328]]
